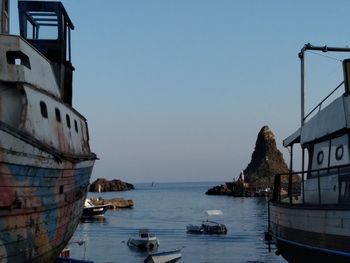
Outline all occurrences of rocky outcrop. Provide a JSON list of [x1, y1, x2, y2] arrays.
[[205, 184, 231, 195], [89, 178, 134, 192], [206, 125, 292, 196], [89, 197, 134, 209]]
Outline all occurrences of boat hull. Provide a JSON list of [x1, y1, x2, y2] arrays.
[[186, 224, 203, 234], [270, 203, 350, 263], [144, 249, 182, 263], [0, 138, 94, 262], [82, 204, 109, 218], [201, 221, 227, 234], [127, 237, 159, 250]]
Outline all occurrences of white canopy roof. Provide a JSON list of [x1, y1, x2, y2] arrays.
[[205, 210, 224, 216]]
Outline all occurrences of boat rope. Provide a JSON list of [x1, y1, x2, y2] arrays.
[[306, 50, 343, 62]]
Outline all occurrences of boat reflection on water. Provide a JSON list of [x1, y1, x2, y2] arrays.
[[80, 216, 107, 224]]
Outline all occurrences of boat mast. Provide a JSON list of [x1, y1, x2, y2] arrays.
[[299, 48, 305, 126], [299, 44, 350, 125], [0, 0, 9, 33]]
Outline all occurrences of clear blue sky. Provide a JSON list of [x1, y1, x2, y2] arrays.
[[10, 1, 350, 183]]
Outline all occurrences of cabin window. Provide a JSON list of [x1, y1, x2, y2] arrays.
[[74, 120, 78, 133], [59, 185, 64, 194], [66, 114, 71, 128], [25, 12, 59, 40], [40, 101, 48, 118], [55, 108, 61, 122], [317, 151, 324, 165], [336, 145, 344, 161], [6, 51, 31, 69]]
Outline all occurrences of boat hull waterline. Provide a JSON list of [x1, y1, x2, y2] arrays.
[[270, 204, 350, 262]]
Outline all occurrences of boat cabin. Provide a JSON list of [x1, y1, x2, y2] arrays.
[[273, 44, 350, 206], [18, 1, 74, 105]]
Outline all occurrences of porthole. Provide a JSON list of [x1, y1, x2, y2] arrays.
[[40, 101, 48, 118], [336, 145, 344, 161], [55, 108, 61, 122], [66, 114, 71, 128], [74, 120, 78, 133], [317, 151, 324, 165]]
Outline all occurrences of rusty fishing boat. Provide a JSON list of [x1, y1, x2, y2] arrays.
[[0, 1, 96, 261], [268, 44, 350, 262]]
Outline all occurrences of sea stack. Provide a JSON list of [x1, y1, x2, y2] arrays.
[[206, 125, 290, 196], [242, 125, 289, 190]]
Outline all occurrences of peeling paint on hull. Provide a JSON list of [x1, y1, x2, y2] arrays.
[[0, 133, 94, 262]]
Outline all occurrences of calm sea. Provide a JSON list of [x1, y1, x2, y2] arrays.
[[70, 182, 285, 263]]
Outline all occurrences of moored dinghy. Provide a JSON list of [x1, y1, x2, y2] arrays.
[[82, 198, 110, 218], [127, 229, 160, 250], [186, 210, 227, 234], [144, 249, 182, 263], [202, 210, 227, 234]]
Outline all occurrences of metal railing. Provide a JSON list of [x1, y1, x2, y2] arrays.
[[272, 164, 350, 205], [303, 81, 344, 123]]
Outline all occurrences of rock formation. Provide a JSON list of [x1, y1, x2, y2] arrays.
[[89, 178, 134, 192], [89, 197, 134, 209], [206, 125, 291, 196], [243, 125, 289, 189]]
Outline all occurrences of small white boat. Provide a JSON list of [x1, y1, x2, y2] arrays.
[[127, 229, 160, 250], [144, 249, 182, 263]]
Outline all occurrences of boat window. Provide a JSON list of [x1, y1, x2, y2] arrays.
[[6, 51, 31, 69], [74, 120, 78, 133], [336, 145, 344, 160], [55, 108, 61, 122], [85, 121, 90, 141], [317, 151, 324, 165], [66, 114, 71, 128], [40, 101, 48, 118]]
